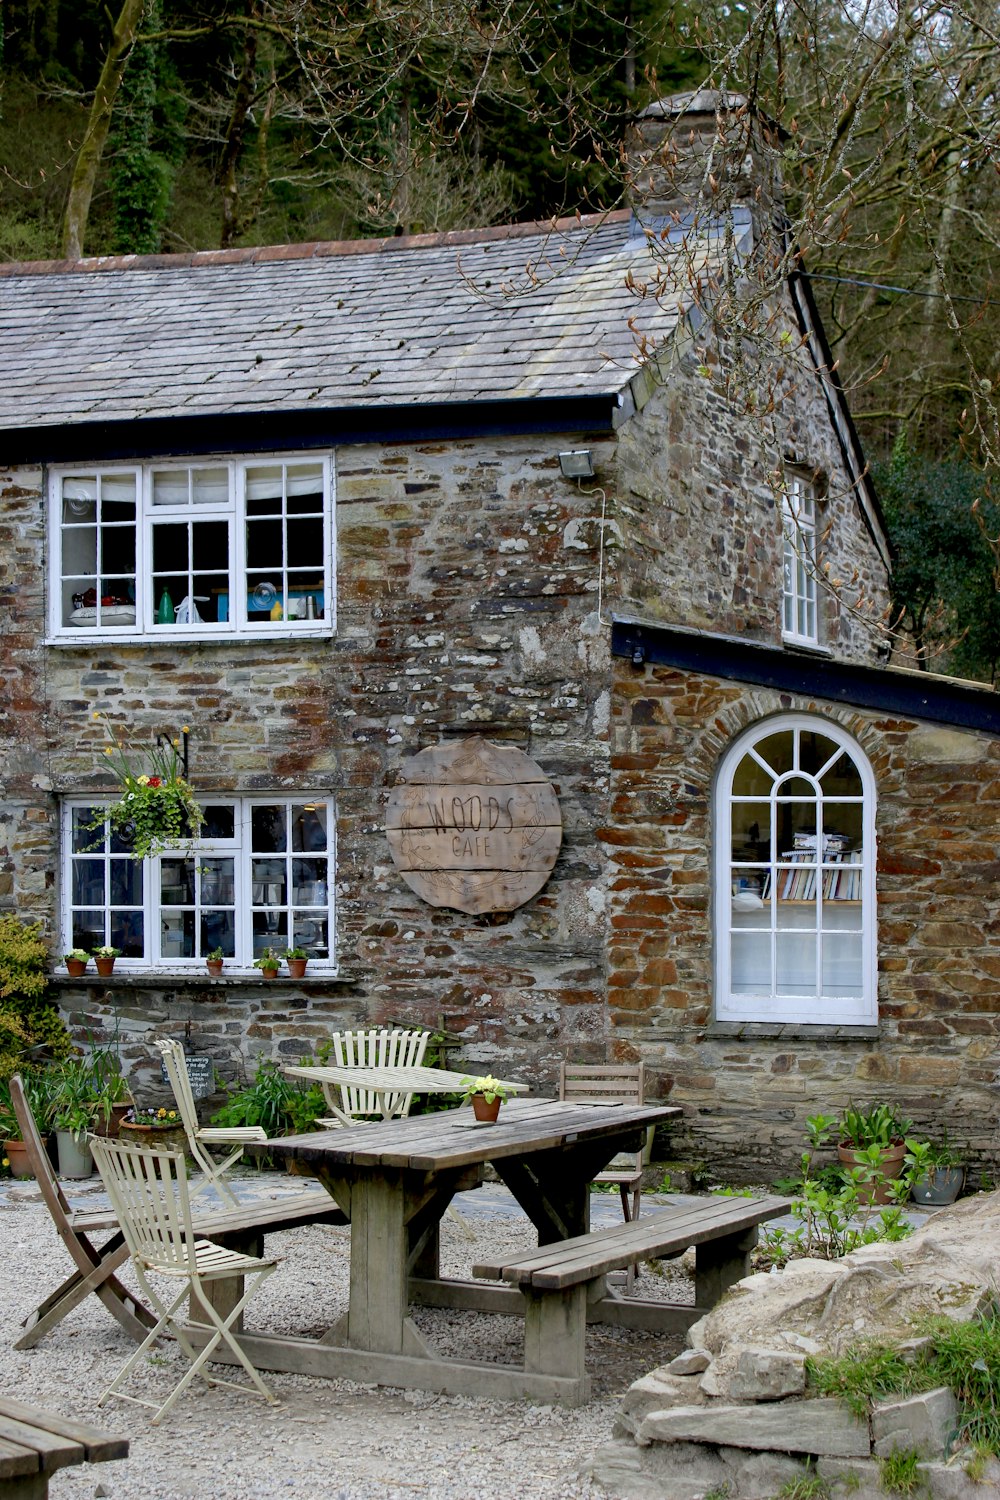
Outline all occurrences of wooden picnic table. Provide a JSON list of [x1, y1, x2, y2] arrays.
[[228, 1095, 681, 1404]]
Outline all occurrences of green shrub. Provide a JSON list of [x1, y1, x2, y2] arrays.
[[0, 917, 71, 1078]]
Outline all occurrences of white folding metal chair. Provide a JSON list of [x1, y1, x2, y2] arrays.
[[90, 1134, 279, 1426], [155, 1037, 265, 1207], [315, 1027, 430, 1126]]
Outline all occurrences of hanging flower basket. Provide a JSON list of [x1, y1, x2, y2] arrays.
[[91, 713, 204, 861]]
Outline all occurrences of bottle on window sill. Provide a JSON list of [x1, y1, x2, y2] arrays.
[[157, 588, 175, 624]]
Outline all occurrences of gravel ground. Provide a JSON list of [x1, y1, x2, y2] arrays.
[[1, 1170, 695, 1499]]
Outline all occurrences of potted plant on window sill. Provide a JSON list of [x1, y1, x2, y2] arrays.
[[64, 949, 90, 978], [905, 1136, 966, 1206], [460, 1075, 511, 1124], [284, 947, 308, 979], [92, 945, 121, 977], [206, 947, 225, 978], [253, 947, 281, 979], [836, 1102, 913, 1205]]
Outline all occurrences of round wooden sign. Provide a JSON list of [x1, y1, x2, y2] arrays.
[[385, 737, 563, 914]]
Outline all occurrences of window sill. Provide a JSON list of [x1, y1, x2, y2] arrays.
[[781, 637, 833, 658], [49, 970, 354, 988], [708, 1020, 879, 1040], [46, 627, 334, 648]]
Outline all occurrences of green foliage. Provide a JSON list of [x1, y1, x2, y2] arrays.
[[776, 1461, 830, 1499], [210, 1058, 326, 1155], [837, 1103, 913, 1150], [877, 1449, 922, 1494], [109, 0, 174, 253], [875, 442, 1000, 684], [0, 916, 48, 1001], [807, 1309, 1000, 1459], [758, 1112, 916, 1268], [0, 918, 71, 1078]]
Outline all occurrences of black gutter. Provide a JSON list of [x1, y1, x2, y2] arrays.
[[612, 619, 999, 735], [0, 394, 619, 466]]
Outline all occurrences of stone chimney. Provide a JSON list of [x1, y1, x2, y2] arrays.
[[625, 88, 785, 234]]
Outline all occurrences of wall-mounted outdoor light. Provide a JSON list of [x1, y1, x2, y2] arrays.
[[558, 449, 595, 479]]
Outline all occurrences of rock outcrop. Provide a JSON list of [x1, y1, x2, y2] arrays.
[[590, 1192, 1000, 1499]]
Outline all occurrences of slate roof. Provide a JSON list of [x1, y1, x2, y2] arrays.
[[0, 210, 728, 434]]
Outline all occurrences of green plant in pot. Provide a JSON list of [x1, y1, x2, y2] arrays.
[[253, 947, 281, 978], [206, 946, 225, 977], [837, 1102, 914, 1206], [460, 1074, 511, 1123], [49, 1055, 101, 1178], [64, 948, 90, 977], [284, 947, 308, 978], [905, 1135, 966, 1206]]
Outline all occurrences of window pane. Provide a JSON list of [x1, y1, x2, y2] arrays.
[[200, 858, 235, 905], [202, 912, 235, 957], [160, 858, 195, 905], [776, 928, 816, 995], [161, 912, 194, 959], [252, 806, 287, 852], [110, 861, 142, 905], [292, 858, 328, 905], [72, 860, 105, 905], [822, 933, 863, 996], [72, 807, 100, 852], [252, 858, 287, 904], [202, 805, 236, 839], [72, 912, 105, 951], [731, 931, 771, 994], [253, 911, 287, 954], [111, 913, 144, 958]]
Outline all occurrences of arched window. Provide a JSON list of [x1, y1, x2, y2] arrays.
[[716, 715, 876, 1025]]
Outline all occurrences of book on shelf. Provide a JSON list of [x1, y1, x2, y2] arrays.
[[778, 843, 861, 900]]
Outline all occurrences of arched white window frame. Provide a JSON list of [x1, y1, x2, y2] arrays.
[[715, 714, 877, 1025]]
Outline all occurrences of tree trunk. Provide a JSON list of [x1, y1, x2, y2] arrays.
[[218, 29, 259, 249], [60, 0, 147, 260]]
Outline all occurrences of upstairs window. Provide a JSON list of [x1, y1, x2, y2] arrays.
[[716, 715, 876, 1025], [51, 455, 333, 638], [782, 473, 818, 646], [62, 796, 335, 970]]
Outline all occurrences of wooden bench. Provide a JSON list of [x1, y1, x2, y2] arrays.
[[0, 1398, 127, 1499], [473, 1193, 790, 1386]]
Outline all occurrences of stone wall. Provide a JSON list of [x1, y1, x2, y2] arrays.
[[605, 659, 1000, 1179], [612, 301, 890, 664], [0, 439, 618, 1096]]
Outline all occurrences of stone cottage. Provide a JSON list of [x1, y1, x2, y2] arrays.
[[0, 91, 996, 1178]]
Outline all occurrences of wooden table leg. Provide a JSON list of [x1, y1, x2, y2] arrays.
[[695, 1225, 758, 1306], [344, 1170, 432, 1357]]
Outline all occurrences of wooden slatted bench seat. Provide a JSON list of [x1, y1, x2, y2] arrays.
[[473, 1193, 790, 1388], [0, 1398, 127, 1499]]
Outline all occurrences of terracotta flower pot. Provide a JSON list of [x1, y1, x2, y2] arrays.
[[94, 957, 116, 977], [260, 967, 279, 980], [4, 1139, 33, 1179], [206, 959, 224, 978], [471, 1094, 502, 1123], [93, 1102, 133, 1139], [286, 958, 308, 979], [838, 1142, 906, 1205], [65, 959, 87, 978]]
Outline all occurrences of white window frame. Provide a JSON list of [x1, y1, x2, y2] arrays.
[[49, 452, 336, 642], [781, 473, 819, 646], [61, 795, 336, 972], [715, 714, 876, 1025]]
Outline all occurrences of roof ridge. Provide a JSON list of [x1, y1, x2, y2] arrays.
[[0, 209, 631, 279]]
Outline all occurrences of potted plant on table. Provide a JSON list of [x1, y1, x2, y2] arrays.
[[284, 947, 308, 979], [460, 1075, 511, 1124], [837, 1102, 914, 1205], [253, 947, 281, 979], [92, 945, 120, 977], [206, 946, 225, 978], [63, 949, 90, 978], [905, 1135, 966, 1205]]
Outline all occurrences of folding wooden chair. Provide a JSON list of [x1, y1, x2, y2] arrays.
[[10, 1072, 157, 1351], [90, 1135, 280, 1426], [559, 1061, 647, 1291], [155, 1037, 265, 1208], [315, 1027, 430, 1126]]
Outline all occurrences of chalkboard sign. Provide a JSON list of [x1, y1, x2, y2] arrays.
[[160, 1053, 215, 1099]]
